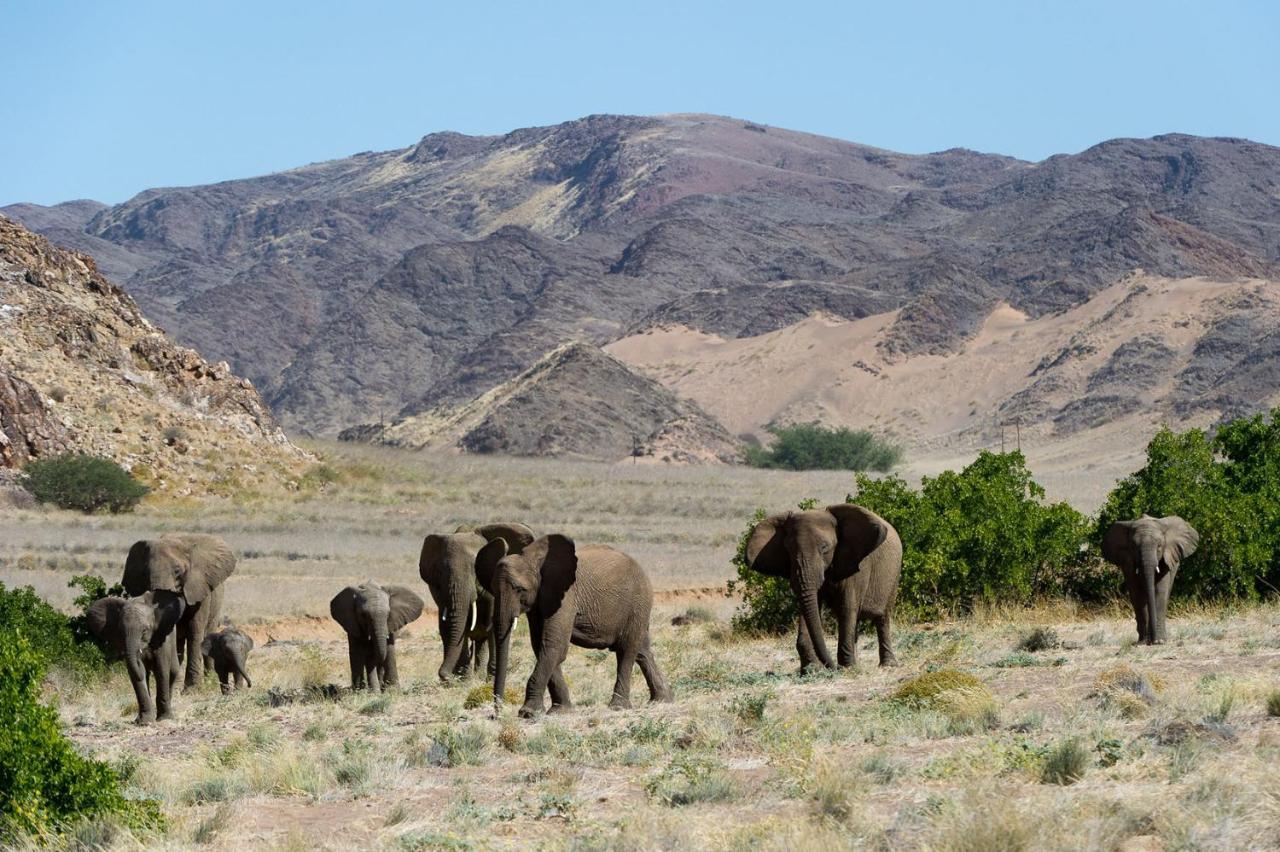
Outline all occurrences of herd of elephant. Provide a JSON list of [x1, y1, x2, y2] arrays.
[[85, 508, 1198, 726]]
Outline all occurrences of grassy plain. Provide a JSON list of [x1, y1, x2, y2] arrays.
[[3, 443, 1280, 850]]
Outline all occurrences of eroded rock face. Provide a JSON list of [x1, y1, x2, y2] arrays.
[[0, 214, 306, 491]]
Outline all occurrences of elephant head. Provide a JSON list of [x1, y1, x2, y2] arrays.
[[1102, 515, 1199, 644], [419, 523, 535, 680], [476, 534, 578, 706], [330, 581, 424, 687], [745, 504, 892, 669], [122, 534, 236, 605]]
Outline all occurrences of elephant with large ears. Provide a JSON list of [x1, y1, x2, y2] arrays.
[[477, 534, 673, 718], [746, 503, 902, 673], [419, 522, 536, 682], [122, 533, 236, 690], [201, 626, 254, 694], [1102, 515, 1199, 645], [330, 581, 424, 692], [86, 591, 185, 725]]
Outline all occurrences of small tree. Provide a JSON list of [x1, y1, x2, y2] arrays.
[[22, 454, 148, 514], [745, 424, 902, 472]]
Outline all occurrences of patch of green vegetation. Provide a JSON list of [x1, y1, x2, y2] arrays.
[[21, 453, 148, 514], [645, 754, 737, 807], [744, 423, 902, 472], [1040, 738, 1089, 785], [0, 582, 107, 678], [1266, 690, 1280, 718], [462, 683, 522, 709], [1016, 626, 1061, 652], [0, 631, 165, 840], [730, 691, 771, 725]]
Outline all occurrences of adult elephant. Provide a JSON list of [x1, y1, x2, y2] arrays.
[[477, 533, 672, 718], [1102, 515, 1199, 645], [745, 503, 902, 673], [330, 581, 424, 692], [122, 534, 236, 690], [86, 591, 185, 724], [419, 522, 535, 682]]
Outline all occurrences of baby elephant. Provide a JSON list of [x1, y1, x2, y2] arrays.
[[477, 534, 673, 718], [330, 581, 424, 692], [86, 591, 185, 725], [201, 627, 254, 694]]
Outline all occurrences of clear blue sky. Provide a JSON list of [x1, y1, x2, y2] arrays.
[[2, 0, 1277, 206]]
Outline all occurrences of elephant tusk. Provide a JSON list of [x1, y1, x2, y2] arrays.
[[468, 601, 477, 633]]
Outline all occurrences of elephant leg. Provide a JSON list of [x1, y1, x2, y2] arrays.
[[547, 664, 573, 714], [153, 652, 175, 721], [874, 613, 899, 667], [124, 650, 155, 725], [383, 639, 400, 688], [609, 647, 638, 710], [835, 591, 859, 668], [347, 638, 365, 690], [485, 629, 497, 679], [636, 635, 673, 703], [1127, 576, 1150, 644], [183, 606, 206, 689], [795, 616, 820, 674], [522, 616, 570, 718], [215, 660, 232, 695], [1154, 569, 1175, 644], [473, 636, 489, 678]]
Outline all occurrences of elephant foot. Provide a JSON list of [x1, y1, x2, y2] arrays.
[[548, 702, 573, 715], [879, 654, 900, 668], [156, 710, 173, 722], [652, 690, 674, 704], [133, 714, 156, 726], [517, 703, 544, 719], [608, 697, 632, 711]]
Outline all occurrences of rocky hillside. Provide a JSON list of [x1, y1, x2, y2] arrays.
[[10, 116, 1280, 441], [354, 342, 741, 463], [0, 215, 306, 494]]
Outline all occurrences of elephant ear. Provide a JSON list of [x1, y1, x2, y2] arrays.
[[418, 534, 448, 585], [476, 523, 536, 554], [175, 534, 236, 605], [330, 586, 362, 635], [1158, 516, 1199, 570], [534, 534, 578, 615], [827, 503, 889, 581], [86, 597, 126, 642], [474, 537, 509, 596], [200, 634, 216, 657], [1101, 521, 1136, 568], [384, 585, 425, 633], [745, 514, 791, 577]]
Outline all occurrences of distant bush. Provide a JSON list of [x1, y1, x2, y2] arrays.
[[0, 630, 164, 840], [22, 454, 148, 514], [855, 451, 1093, 617], [1096, 410, 1280, 601], [0, 583, 106, 678], [744, 424, 901, 472]]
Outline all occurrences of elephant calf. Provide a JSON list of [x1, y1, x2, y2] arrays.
[[201, 626, 254, 694], [330, 581, 424, 692], [87, 591, 185, 725], [477, 533, 673, 718]]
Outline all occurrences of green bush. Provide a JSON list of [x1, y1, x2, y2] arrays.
[[21, 454, 148, 514], [0, 583, 106, 678], [1096, 412, 1280, 601], [856, 452, 1093, 617], [0, 630, 164, 839], [745, 423, 901, 472]]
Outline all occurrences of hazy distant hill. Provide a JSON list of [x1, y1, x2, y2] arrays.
[[7, 115, 1280, 469]]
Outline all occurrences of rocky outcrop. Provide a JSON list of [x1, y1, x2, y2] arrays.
[[0, 215, 306, 492], [360, 342, 741, 463]]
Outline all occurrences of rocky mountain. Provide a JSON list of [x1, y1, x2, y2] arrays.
[[6, 115, 1280, 469], [354, 342, 741, 463], [0, 215, 306, 494]]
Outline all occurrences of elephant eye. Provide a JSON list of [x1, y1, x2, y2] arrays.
[[819, 542, 831, 554]]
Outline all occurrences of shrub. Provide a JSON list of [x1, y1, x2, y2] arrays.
[[21, 454, 148, 514], [855, 451, 1094, 617], [1095, 412, 1280, 601], [0, 630, 164, 839], [744, 423, 901, 472], [1040, 738, 1089, 785], [0, 583, 106, 677]]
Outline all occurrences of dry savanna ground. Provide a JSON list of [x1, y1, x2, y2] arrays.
[[3, 444, 1280, 850]]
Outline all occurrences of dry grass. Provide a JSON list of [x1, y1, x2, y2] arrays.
[[4, 445, 1280, 849]]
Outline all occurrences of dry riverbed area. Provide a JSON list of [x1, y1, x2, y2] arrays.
[[3, 445, 1280, 849]]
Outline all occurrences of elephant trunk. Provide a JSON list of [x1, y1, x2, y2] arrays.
[[367, 608, 389, 692], [796, 565, 835, 669], [493, 598, 516, 709], [1140, 540, 1160, 645], [437, 590, 472, 681], [123, 627, 153, 721]]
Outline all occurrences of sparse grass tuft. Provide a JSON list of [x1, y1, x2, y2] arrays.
[[1267, 689, 1280, 717], [891, 669, 985, 707], [1015, 626, 1061, 652], [1040, 738, 1089, 785], [730, 691, 771, 725], [192, 802, 233, 845], [463, 683, 523, 709], [890, 668, 999, 733], [646, 754, 737, 806]]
